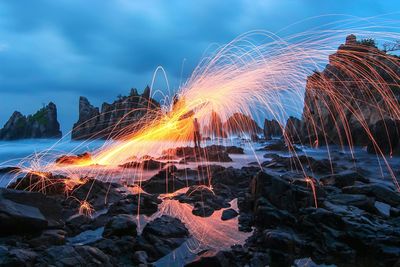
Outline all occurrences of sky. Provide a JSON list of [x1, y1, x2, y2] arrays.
[[0, 0, 399, 134]]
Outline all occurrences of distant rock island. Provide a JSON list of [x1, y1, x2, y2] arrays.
[[0, 102, 62, 140], [71, 86, 160, 140]]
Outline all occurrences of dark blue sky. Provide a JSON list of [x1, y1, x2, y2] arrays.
[[0, 0, 399, 134]]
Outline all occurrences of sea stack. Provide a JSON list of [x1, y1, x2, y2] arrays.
[[71, 87, 160, 140], [0, 102, 62, 140]]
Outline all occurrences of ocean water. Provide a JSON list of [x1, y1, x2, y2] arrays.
[[0, 138, 105, 167], [0, 138, 399, 187]]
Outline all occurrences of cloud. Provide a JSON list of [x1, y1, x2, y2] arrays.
[[0, 0, 399, 133]]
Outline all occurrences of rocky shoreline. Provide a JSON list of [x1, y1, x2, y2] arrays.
[[0, 143, 399, 266]]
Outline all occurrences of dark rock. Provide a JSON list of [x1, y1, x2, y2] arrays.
[[141, 166, 186, 194], [253, 197, 297, 227], [223, 113, 262, 136], [326, 193, 377, 213], [263, 119, 283, 139], [132, 250, 148, 265], [261, 228, 304, 253], [39, 245, 112, 266], [174, 185, 231, 216], [284, 116, 303, 143], [320, 170, 370, 188], [65, 214, 93, 236], [249, 171, 324, 213], [0, 248, 38, 267], [8, 172, 67, 195], [185, 250, 231, 267], [72, 88, 160, 140], [367, 119, 400, 155], [261, 139, 293, 151], [107, 193, 160, 216], [66, 178, 123, 210], [342, 183, 400, 206], [90, 236, 136, 265], [141, 215, 189, 261], [103, 214, 137, 238], [221, 208, 238, 221], [163, 145, 243, 164], [192, 202, 215, 217], [0, 102, 62, 140], [300, 34, 400, 155], [28, 229, 66, 248], [0, 188, 63, 235], [55, 152, 92, 165], [119, 159, 166, 170], [0, 166, 21, 174]]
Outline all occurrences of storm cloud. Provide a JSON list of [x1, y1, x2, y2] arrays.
[[0, 0, 398, 133]]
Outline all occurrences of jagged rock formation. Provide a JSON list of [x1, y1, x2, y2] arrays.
[[0, 103, 62, 140], [203, 111, 227, 138], [223, 113, 262, 137], [292, 35, 400, 155], [263, 119, 283, 140], [71, 87, 160, 140]]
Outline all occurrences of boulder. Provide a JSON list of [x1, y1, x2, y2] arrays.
[[221, 208, 238, 221], [192, 202, 215, 217], [0, 248, 38, 267], [342, 183, 400, 206], [119, 159, 166, 170], [55, 152, 92, 165], [67, 178, 123, 210], [28, 229, 66, 248], [107, 193, 160, 216], [141, 215, 189, 261], [39, 245, 112, 266], [103, 214, 137, 238], [141, 167, 186, 194], [185, 250, 231, 267], [8, 172, 67, 195], [320, 170, 369, 188], [0, 188, 63, 235], [132, 250, 149, 265]]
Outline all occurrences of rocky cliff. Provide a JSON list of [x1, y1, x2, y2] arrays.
[[263, 119, 283, 140], [71, 87, 160, 140], [223, 112, 262, 137], [0, 102, 62, 140], [291, 34, 400, 155]]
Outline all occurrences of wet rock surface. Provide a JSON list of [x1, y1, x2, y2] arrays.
[[140, 215, 190, 261], [55, 152, 92, 165], [0, 172, 193, 266], [141, 165, 188, 194], [164, 145, 244, 163], [119, 158, 166, 170], [1, 140, 400, 266], [224, 168, 400, 267]]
